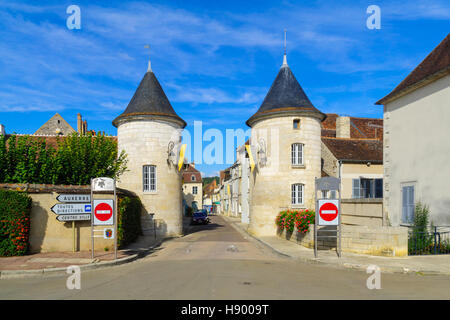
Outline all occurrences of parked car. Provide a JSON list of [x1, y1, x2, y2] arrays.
[[191, 210, 209, 225]]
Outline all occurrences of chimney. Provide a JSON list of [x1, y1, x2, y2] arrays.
[[191, 162, 195, 168], [336, 116, 350, 138], [0, 124, 5, 136], [83, 120, 87, 134], [77, 113, 82, 134]]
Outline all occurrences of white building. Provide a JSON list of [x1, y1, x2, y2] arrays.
[[113, 59, 186, 237], [376, 34, 450, 226]]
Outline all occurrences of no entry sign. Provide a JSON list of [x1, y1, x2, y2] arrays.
[[93, 199, 114, 225], [318, 199, 339, 225]]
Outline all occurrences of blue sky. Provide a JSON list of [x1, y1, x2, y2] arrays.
[[0, 0, 449, 177]]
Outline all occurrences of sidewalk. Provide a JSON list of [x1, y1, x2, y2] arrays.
[[223, 215, 450, 275], [0, 234, 162, 279]]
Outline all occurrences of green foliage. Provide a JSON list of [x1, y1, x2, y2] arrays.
[[408, 202, 434, 255], [276, 209, 315, 234], [202, 176, 219, 187], [0, 190, 32, 256], [0, 133, 127, 185], [117, 196, 143, 248]]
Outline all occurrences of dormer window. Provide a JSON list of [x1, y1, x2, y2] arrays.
[[293, 119, 300, 129], [191, 175, 195, 181]]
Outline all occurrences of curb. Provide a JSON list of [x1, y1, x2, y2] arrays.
[[0, 240, 163, 280], [222, 215, 450, 276]]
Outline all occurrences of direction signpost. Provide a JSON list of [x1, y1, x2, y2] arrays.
[[90, 177, 117, 260], [53, 193, 92, 252], [314, 177, 342, 258]]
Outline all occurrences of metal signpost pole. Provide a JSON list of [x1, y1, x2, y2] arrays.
[[114, 179, 117, 260], [338, 180, 342, 258], [314, 178, 318, 258], [72, 220, 75, 253], [91, 178, 94, 260]]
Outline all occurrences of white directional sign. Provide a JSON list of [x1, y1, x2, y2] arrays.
[[57, 194, 91, 203], [56, 214, 91, 222], [51, 203, 92, 215]]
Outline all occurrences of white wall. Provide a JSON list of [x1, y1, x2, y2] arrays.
[[384, 74, 450, 226]]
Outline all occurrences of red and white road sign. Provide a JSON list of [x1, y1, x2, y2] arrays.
[[318, 199, 339, 225], [93, 199, 114, 225]]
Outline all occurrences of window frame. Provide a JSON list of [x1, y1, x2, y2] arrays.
[[143, 165, 157, 193], [291, 183, 304, 206], [291, 143, 304, 166]]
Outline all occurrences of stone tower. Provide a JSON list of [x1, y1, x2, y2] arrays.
[[113, 60, 186, 237], [246, 54, 326, 236]]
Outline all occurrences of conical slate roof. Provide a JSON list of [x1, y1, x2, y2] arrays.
[[246, 58, 325, 127], [113, 70, 186, 128]]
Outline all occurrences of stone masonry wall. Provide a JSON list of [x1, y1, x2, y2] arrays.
[[249, 115, 322, 236], [278, 224, 408, 257]]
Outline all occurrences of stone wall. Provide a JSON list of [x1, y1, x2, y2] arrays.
[[341, 198, 383, 227], [0, 183, 134, 253], [277, 224, 408, 257], [249, 115, 322, 236], [117, 119, 183, 237]]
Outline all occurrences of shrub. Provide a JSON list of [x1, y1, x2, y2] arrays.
[[408, 202, 433, 255], [275, 209, 315, 234], [0, 190, 32, 256], [117, 196, 143, 248], [0, 133, 127, 185]]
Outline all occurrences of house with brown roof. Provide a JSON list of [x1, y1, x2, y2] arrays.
[[376, 33, 450, 227], [182, 163, 203, 209], [321, 114, 384, 200]]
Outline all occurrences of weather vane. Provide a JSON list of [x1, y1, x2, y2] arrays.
[[284, 29, 287, 55], [144, 44, 152, 72]]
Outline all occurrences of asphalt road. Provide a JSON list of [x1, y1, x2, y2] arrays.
[[0, 215, 449, 300]]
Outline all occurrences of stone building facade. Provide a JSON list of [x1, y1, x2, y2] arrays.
[[113, 61, 186, 237], [246, 54, 326, 236]]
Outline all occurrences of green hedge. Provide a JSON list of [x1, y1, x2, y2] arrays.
[[117, 196, 143, 248], [0, 190, 32, 256], [0, 133, 127, 185]]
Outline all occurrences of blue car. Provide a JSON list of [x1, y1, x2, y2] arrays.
[[191, 210, 210, 225]]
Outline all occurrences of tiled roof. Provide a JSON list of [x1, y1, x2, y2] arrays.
[[182, 164, 202, 183], [246, 61, 326, 126], [112, 70, 186, 128], [321, 137, 383, 163], [320, 114, 383, 141], [376, 34, 450, 105]]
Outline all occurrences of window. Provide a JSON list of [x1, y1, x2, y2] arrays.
[[291, 143, 304, 166], [293, 119, 300, 129], [191, 175, 196, 181], [402, 185, 415, 224], [352, 178, 382, 199], [143, 165, 156, 192], [291, 184, 304, 205], [193, 186, 198, 194]]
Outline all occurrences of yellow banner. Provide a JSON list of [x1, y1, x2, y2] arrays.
[[227, 184, 231, 195], [178, 144, 187, 171], [245, 144, 255, 172]]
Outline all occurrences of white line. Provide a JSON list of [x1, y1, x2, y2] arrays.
[[321, 210, 336, 214]]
